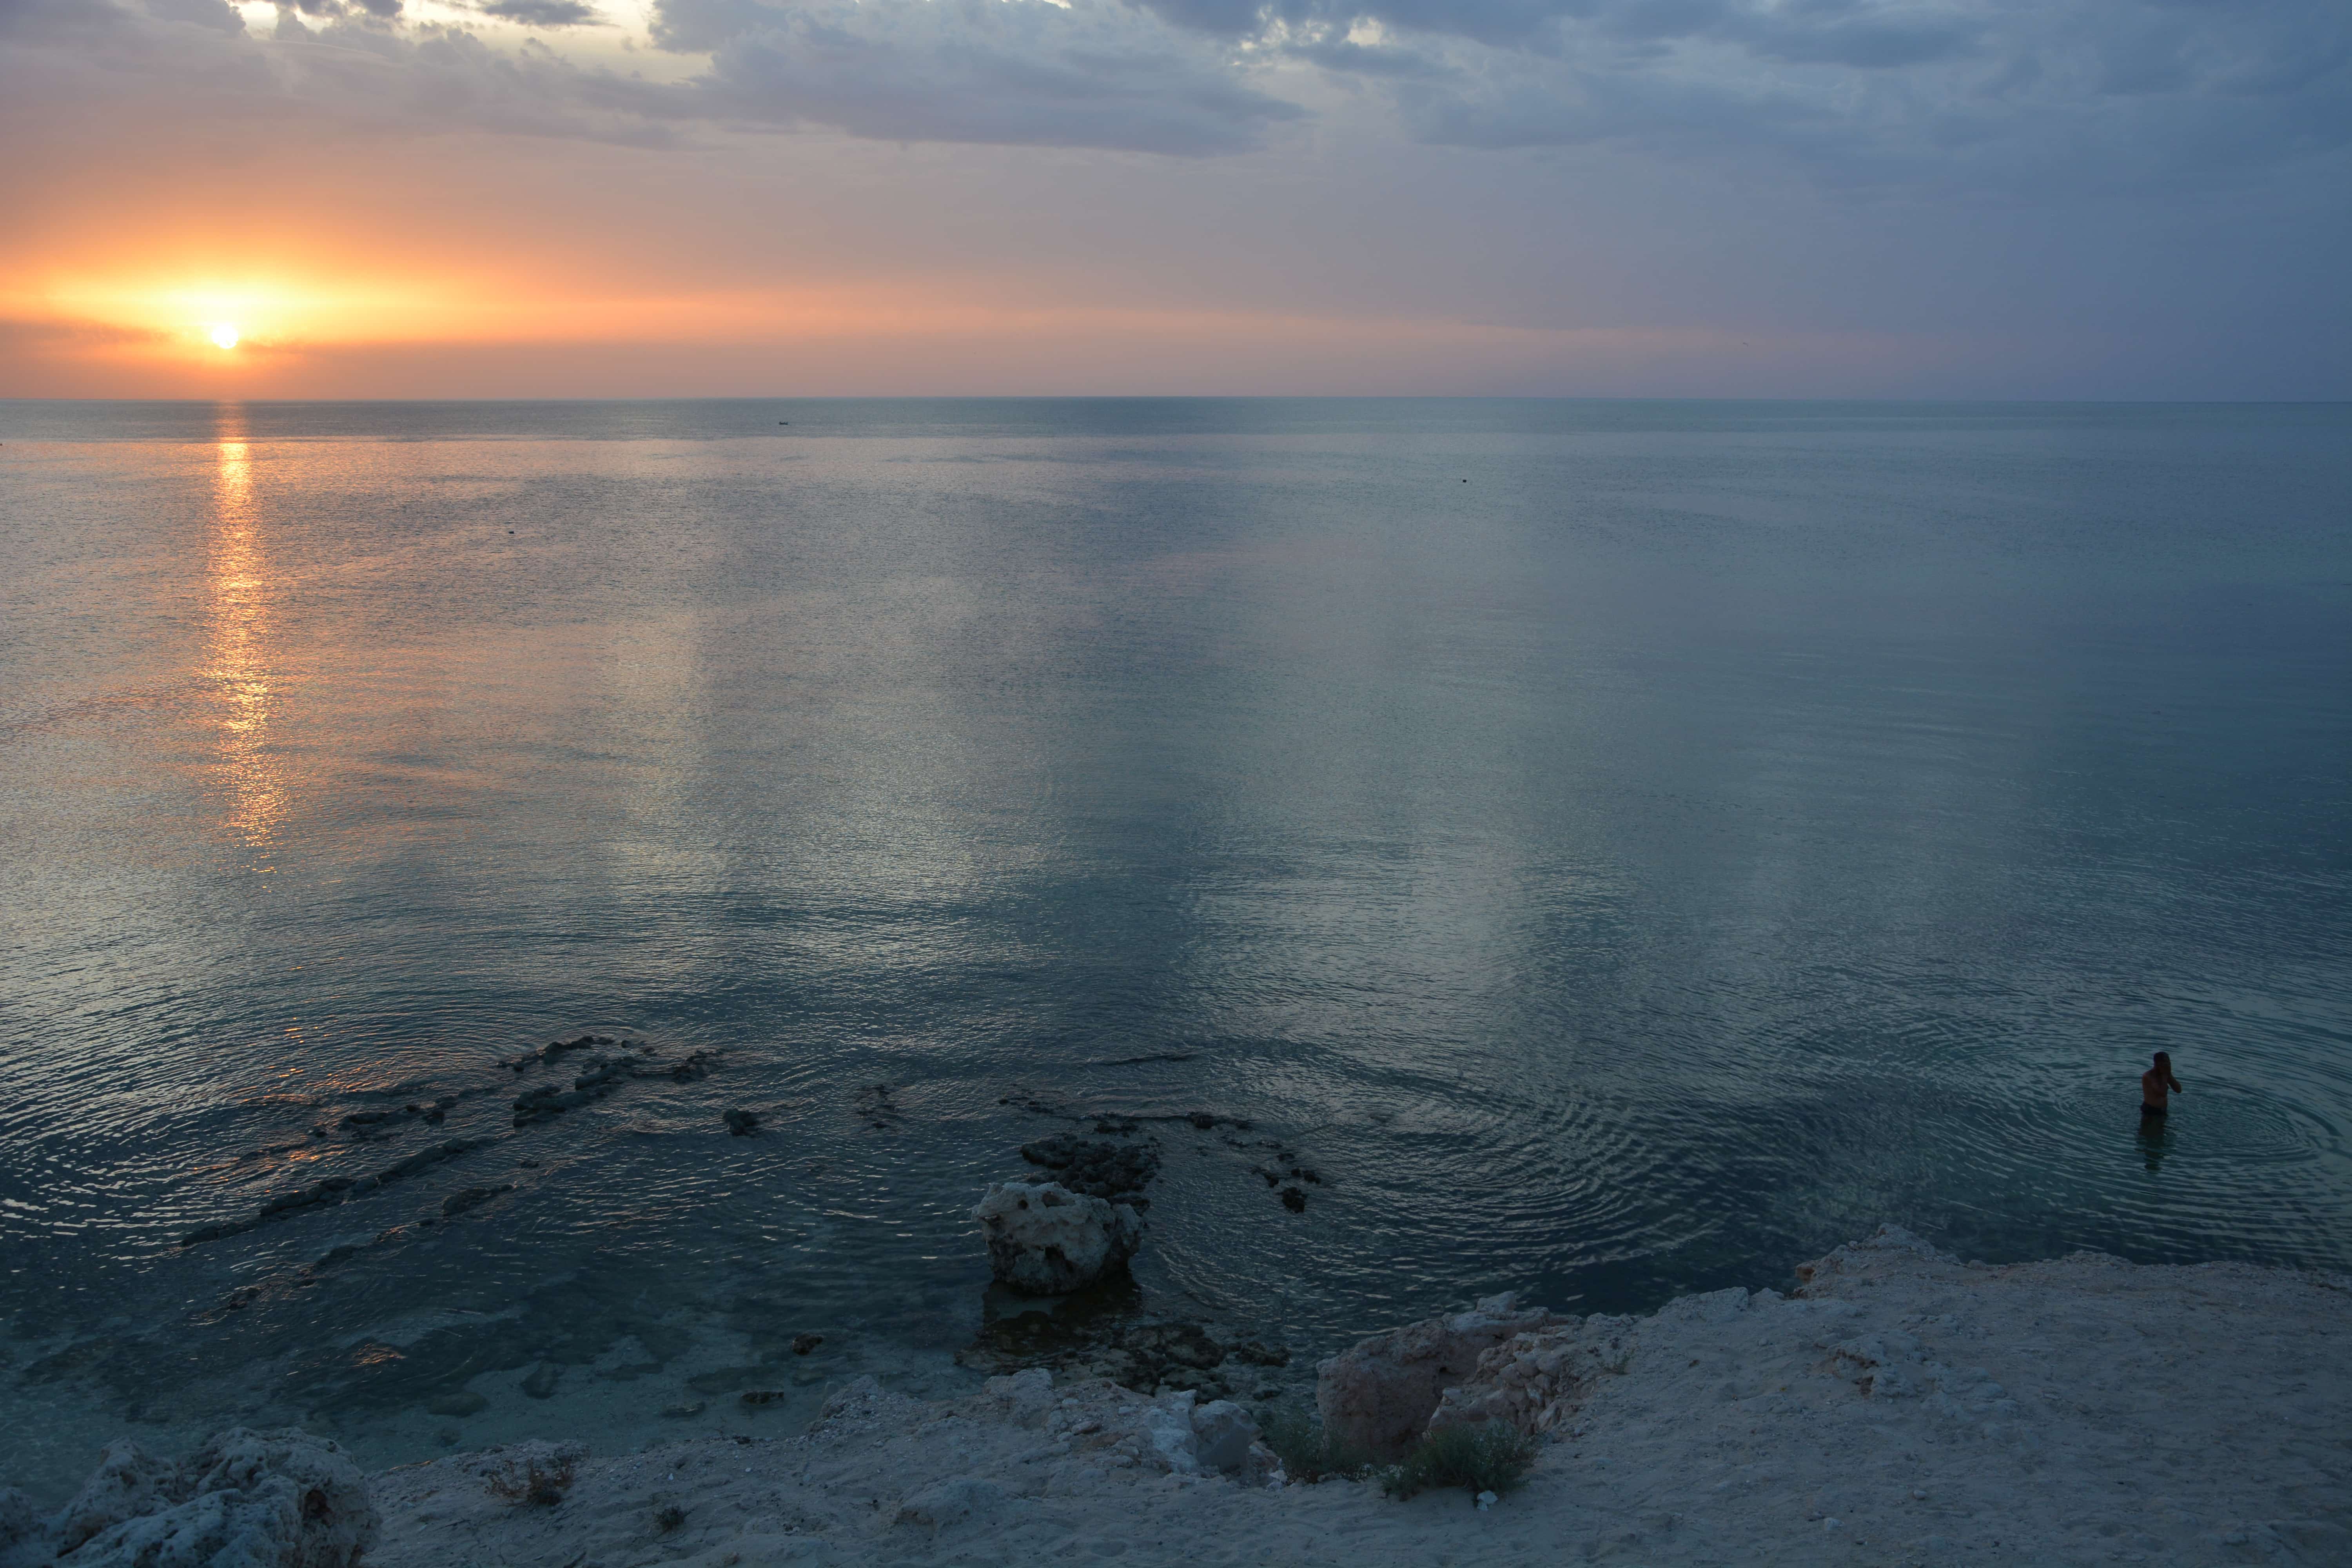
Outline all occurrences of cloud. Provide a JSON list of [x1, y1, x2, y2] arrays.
[[140, 0, 245, 33], [1317, 0, 2352, 194], [4, 0, 2345, 186], [5, 0, 1301, 156], [476, 0, 603, 27], [660, 0, 1305, 154], [2, 0, 691, 144], [0, 315, 171, 347]]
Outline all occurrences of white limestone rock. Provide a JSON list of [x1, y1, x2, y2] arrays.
[[1189, 1400, 1260, 1473], [1426, 1312, 1641, 1438], [982, 1367, 1056, 1426], [817, 1374, 893, 1421], [971, 1181, 1142, 1295], [1140, 1390, 1200, 1474], [1792, 1223, 1958, 1292], [1315, 1291, 1561, 1461], [38, 1429, 376, 1568], [52, 1439, 181, 1555], [1653, 1286, 1751, 1327], [1239, 1440, 1286, 1490]]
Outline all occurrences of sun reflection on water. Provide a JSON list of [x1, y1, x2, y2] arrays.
[[205, 406, 288, 856]]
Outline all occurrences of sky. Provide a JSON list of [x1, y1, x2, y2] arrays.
[[1, 0, 2347, 396]]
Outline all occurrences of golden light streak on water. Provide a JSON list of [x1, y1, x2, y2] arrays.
[[204, 405, 288, 857]]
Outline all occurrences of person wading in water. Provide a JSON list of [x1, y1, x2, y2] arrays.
[[2141, 1051, 2183, 1121]]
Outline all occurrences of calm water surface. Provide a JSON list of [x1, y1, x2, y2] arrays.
[[2, 398, 2348, 1498]]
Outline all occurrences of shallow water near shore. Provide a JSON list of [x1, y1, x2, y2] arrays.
[[2, 397, 2348, 1502]]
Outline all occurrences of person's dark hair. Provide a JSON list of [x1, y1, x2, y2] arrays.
[[2153, 1051, 2171, 1065]]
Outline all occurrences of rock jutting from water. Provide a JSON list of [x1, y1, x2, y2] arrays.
[[332, 1095, 457, 1139], [510, 1045, 715, 1127], [973, 1181, 1143, 1295], [505, 1034, 631, 1072]]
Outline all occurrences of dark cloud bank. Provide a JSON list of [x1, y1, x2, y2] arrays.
[[4, 0, 2346, 188]]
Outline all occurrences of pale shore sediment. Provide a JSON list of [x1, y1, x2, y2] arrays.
[[352, 1228, 2350, 1567]]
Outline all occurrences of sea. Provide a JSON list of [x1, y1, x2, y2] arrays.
[[2, 398, 2347, 1499]]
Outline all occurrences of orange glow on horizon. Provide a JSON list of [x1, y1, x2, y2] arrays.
[[25, 266, 1763, 357], [2, 229, 1921, 399], [34, 275, 434, 356]]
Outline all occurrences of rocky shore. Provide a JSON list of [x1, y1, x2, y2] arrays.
[[8, 1226, 2348, 1566]]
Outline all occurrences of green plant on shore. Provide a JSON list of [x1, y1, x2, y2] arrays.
[[1377, 1421, 1542, 1501], [1257, 1403, 1376, 1483], [484, 1455, 575, 1507]]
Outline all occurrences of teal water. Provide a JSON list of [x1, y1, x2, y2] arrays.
[[2, 398, 2348, 1496]]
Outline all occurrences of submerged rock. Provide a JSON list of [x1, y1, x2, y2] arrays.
[[510, 1045, 713, 1127], [723, 1108, 759, 1136], [335, 1096, 456, 1138], [972, 1181, 1142, 1296], [24, 1429, 377, 1568], [666, 1050, 717, 1082], [1316, 1292, 1561, 1462], [507, 1035, 635, 1072], [1101, 1320, 1229, 1396], [351, 1096, 452, 1125], [181, 1140, 482, 1247], [439, 1185, 511, 1219], [1017, 1136, 1160, 1203], [953, 1260, 1294, 1405]]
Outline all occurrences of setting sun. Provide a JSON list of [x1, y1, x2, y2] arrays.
[[209, 323, 239, 349]]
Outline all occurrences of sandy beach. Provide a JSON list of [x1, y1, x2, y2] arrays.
[[317, 1227, 2351, 1568]]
